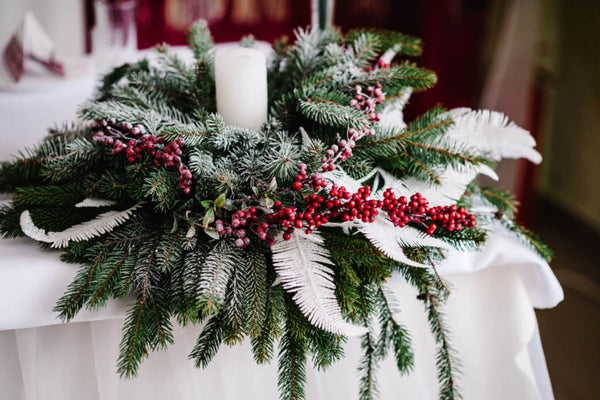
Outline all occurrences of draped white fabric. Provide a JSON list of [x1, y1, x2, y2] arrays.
[[0, 226, 563, 400]]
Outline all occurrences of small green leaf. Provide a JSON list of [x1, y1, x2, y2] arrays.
[[203, 208, 215, 228], [268, 177, 278, 192], [186, 224, 197, 238], [214, 193, 226, 208], [171, 213, 179, 233], [262, 196, 274, 209], [201, 200, 213, 208], [203, 228, 220, 240]]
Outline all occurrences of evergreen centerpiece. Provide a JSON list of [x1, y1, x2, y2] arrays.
[[0, 21, 550, 400]]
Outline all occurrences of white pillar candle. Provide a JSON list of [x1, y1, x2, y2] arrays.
[[214, 47, 268, 131]]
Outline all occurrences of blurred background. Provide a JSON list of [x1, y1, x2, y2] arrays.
[[0, 0, 598, 398]]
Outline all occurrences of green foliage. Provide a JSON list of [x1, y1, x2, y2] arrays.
[[346, 28, 423, 57], [278, 320, 308, 400], [190, 315, 223, 368], [197, 240, 240, 315]]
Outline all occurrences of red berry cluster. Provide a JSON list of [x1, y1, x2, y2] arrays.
[[215, 208, 259, 247], [381, 190, 476, 235], [427, 204, 476, 233], [292, 164, 328, 191], [349, 84, 385, 122], [325, 184, 379, 223], [91, 118, 193, 194], [320, 84, 384, 172], [214, 185, 476, 246]]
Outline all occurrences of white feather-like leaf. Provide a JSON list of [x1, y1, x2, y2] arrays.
[[445, 108, 542, 164], [376, 165, 496, 207], [360, 215, 453, 250], [323, 167, 377, 193], [75, 198, 117, 208], [379, 88, 412, 131], [20, 203, 141, 248], [359, 218, 430, 268], [271, 232, 367, 336]]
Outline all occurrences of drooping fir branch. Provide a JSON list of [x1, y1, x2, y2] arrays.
[[359, 329, 380, 400], [397, 264, 460, 400], [375, 287, 414, 374], [251, 283, 285, 364], [190, 314, 224, 368], [356, 284, 379, 400], [278, 322, 308, 400]]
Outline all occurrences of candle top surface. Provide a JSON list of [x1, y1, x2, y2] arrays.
[[215, 47, 266, 68]]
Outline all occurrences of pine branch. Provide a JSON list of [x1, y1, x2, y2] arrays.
[[479, 188, 518, 217], [188, 19, 214, 61], [251, 284, 285, 364], [189, 315, 224, 368], [376, 287, 413, 374], [345, 29, 422, 56], [358, 330, 379, 400], [197, 240, 239, 315], [245, 248, 268, 338], [278, 322, 307, 400], [299, 97, 369, 130], [397, 265, 460, 399]]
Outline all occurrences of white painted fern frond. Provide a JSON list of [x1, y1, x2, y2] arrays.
[[376, 166, 497, 207], [20, 203, 142, 248], [323, 167, 378, 194], [445, 108, 542, 163], [271, 232, 367, 336], [361, 215, 452, 250], [75, 198, 117, 208], [359, 216, 442, 269], [379, 88, 412, 132]]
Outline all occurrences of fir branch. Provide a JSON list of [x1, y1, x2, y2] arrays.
[[88, 251, 129, 307], [54, 245, 105, 321], [188, 19, 214, 61], [346, 28, 423, 56], [251, 284, 285, 364], [14, 184, 84, 207], [349, 32, 381, 69], [376, 287, 414, 374], [397, 266, 460, 400], [299, 97, 369, 130], [278, 322, 307, 400], [222, 253, 250, 344], [197, 240, 240, 315], [352, 63, 437, 92], [358, 330, 379, 400], [307, 329, 345, 371], [407, 140, 482, 166], [244, 248, 268, 338], [480, 188, 518, 217], [190, 315, 224, 368]]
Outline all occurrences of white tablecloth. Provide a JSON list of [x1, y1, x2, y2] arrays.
[[0, 76, 96, 161], [0, 53, 563, 400], [0, 226, 563, 400]]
